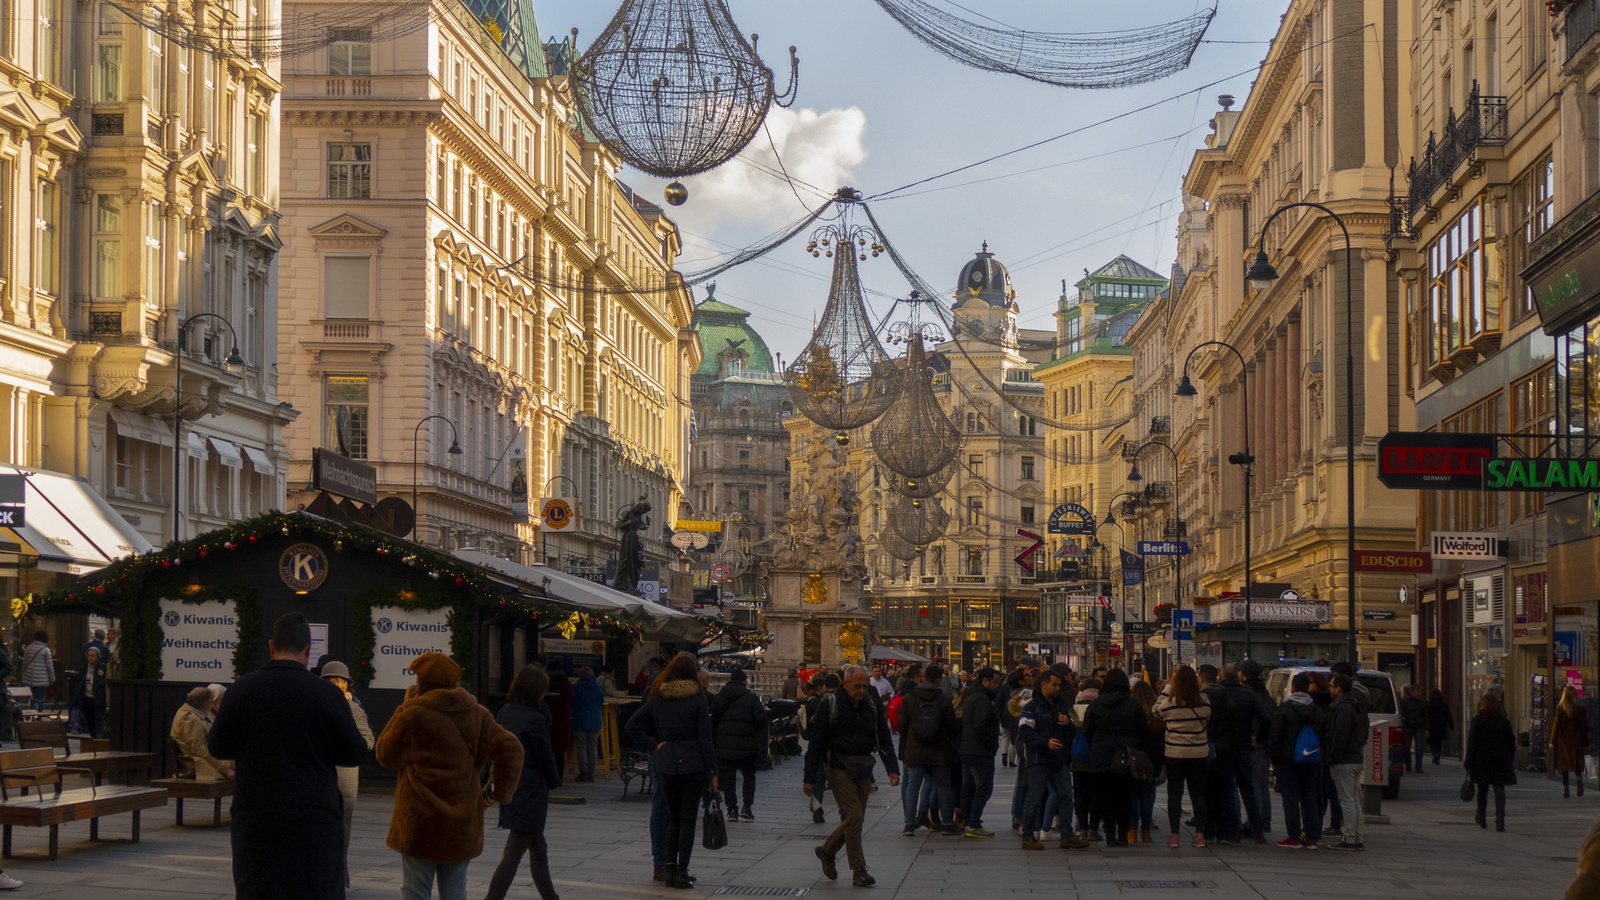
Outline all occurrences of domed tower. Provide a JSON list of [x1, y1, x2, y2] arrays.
[[952, 243, 1019, 350]]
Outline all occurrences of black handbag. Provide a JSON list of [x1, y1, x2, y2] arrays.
[[1460, 778, 1475, 802], [703, 797, 729, 850]]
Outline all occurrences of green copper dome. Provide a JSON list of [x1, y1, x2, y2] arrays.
[[691, 284, 774, 380], [457, 0, 546, 81]]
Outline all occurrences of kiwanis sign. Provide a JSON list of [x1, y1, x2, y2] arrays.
[[158, 598, 237, 679], [1482, 458, 1600, 492], [369, 605, 452, 690]]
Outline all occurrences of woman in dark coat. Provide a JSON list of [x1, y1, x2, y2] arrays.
[[72, 647, 109, 739], [1081, 668, 1148, 847], [1427, 688, 1454, 765], [1552, 686, 1591, 798], [625, 652, 717, 889], [1464, 692, 1518, 831], [546, 664, 574, 782], [485, 666, 563, 900]]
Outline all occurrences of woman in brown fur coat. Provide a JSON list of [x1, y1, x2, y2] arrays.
[[375, 652, 523, 900]]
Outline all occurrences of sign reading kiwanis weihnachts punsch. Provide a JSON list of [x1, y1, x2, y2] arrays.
[[158, 598, 238, 679], [1482, 457, 1600, 491]]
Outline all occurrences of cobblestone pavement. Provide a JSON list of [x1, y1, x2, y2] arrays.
[[0, 753, 1589, 899]]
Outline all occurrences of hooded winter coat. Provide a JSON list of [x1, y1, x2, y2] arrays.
[[898, 682, 957, 767], [1267, 693, 1330, 767], [711, 681, 769, 760], [375, 686, 524, 863], [625, 677, 717, 775], [1327, 692, 1370, 766], [1464, 713, 1518, 786], [495, 699, 562, 833], [959, 682, 1000, 757], [1082, 689, 1148, 773], [571, 673, 603, 733]]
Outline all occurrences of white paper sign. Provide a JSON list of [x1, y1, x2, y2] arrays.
[[159, 598, 238, 680], [309, 623, 329, 668], [369, 606, 452, 690]]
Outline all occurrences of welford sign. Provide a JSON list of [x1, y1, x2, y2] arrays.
[[1205, 598, 1333, 627], [369, 606, 452, 690], [1431, 532, 1502, 560], [158, 598, 237, 679]]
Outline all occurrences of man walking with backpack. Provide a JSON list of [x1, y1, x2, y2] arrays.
[[804, 666, 900, 887], [959, 667, 1001, 838], [1269, 672, 1330, 848], [1018, 669, 1091, 850], [899, 665, 958, 836]]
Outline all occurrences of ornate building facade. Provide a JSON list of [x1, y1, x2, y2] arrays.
[[278, 0, 697, 571], [0, 0, 292, 560]]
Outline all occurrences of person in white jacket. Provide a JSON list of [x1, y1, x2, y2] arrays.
[[19, 631, 53, 712]]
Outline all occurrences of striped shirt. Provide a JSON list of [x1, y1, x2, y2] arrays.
[[1156, 696, 1212, 759]]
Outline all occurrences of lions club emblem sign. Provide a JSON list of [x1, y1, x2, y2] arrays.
[[279, 542, 330, 593], [540, 497, 576, 531]]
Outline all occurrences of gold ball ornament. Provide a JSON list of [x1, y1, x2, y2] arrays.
[[664, 182, 688, 206]]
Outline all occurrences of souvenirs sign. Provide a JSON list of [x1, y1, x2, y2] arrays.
[[1482, 457, 1600, 491]]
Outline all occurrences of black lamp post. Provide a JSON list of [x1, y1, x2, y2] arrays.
[[1107, 491, 1146, 672], [1244, 201, 1358, 667], [1130, 440, 1184, 673], [413, 415, 465, 542], [1177, 340, 1255, 658], [172, 313, 245, 542]]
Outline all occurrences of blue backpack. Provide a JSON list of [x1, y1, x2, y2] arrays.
[[1071, 730, 1091, 764], [1294, 723, 1322, 764]]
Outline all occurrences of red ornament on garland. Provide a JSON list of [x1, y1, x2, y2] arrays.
[[455, 577, 464, 585], [162, 560, 171, 568], [199, 550, 208, 558], [248, 535, 257, 543], [95, 586, 105, 595]]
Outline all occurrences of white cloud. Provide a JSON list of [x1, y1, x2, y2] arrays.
[[680, 106, 868, 226]]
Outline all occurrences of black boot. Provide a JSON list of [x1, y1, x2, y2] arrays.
[[1495, 818, 1506, 832], [665, 864, 692, 890], [653, 864, 666, 883], [1474, 811, 1486, 829]]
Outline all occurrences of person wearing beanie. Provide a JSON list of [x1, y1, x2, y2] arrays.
[[711, 666, 768, 821], [1238, 659, 1275, 833], [320, 661, 375, 886], [375, 651, 523, 900]]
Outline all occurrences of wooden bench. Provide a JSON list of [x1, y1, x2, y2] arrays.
[[17, 721, 71, 756], [0, 749, 167, 859], [619, 751, 653, 798], [6, 687, 58, 721], [149, 778, 231, 827]]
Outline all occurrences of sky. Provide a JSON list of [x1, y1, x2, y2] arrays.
[[541, 0, 1290, 361]]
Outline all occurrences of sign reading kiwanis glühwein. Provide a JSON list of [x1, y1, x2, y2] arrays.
[[1482, 458, 1600, 491]]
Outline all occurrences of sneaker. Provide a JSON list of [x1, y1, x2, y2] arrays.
[[1276, 838, 1302, 849], [1021, 838, 1044, 850], [903, 824, 917, 837], [941, 824, 963, 836], [1329, 841, 1363, 851], [852, 870, 877, 887], [813, 808, 826, 824], [741, 809, 754, 820], [815, 847, 838, 881], [1301, 841, 1317, 850], [965, 826, 995, 839], [1060, 835, 1089, 849], [0, 875, 22, 891], [728, 810, 740, 822]]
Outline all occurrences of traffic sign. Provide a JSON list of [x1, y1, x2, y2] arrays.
[[1137, 540, 1189, 556], [711, 563, 729, 582]]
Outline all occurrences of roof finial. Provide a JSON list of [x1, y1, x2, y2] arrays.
[[981, 240, 989, 253]]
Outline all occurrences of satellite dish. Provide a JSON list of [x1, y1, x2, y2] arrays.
[[376, 496, 415, 538]]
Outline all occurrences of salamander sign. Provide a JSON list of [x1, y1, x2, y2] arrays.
[[1482, 458, 1600, 491]]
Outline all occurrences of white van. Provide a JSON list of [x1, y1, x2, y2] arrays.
[[1264, 663, 1406, 799]]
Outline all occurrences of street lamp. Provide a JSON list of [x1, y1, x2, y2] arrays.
[[1094, 516, 1129, 669], [1130, 440, 1184, 673], [413, 415, 465, 541], [1177, 340, 1255, 658], [1246, 202, 1358, 666], [1107, 490, 1148, 672], [172, 313, 245, 542]]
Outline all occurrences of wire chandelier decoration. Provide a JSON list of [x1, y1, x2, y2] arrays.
[[570, 0, 798, 193], [868, 0, 1216, 89], [783, 214, 902, 437], [871, 329, 962, 479], [887, 493, 951, 547]]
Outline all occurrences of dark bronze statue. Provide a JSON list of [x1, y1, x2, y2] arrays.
[[613, 497, 651, 593]]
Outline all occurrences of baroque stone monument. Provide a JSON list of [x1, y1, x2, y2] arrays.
[[761, 437, 873, 669]]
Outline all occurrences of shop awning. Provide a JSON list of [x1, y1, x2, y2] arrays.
[[869, 646, 930, 664], [107, 408, 173, 448], [185, 432, 207, 460], [208, 437, 243, 469], [452, 550, 704, 640], [0, 465, 153, 574], [241, 446, 273, 474]]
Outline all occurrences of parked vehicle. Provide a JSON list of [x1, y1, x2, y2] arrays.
[[1265, 661, 1407, 799]]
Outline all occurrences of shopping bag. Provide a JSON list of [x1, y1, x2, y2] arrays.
[[703, 797, 729, 850]]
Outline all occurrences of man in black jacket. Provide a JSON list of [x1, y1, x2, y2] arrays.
[[1220, 664, 1269, 843], [898, 665, 958, 836], [1239, 659, 1276, 833], [1326, 674, 1370, 851], [802, 674, 837, 823], [959, 667, 1001, 838], [210, 612, 368, 900], [1018, 670, 1090, 850], [1197, 664, 1237, 842], [1267, 672, 1331, 848], [804, 666, 900, 887], [712, 668, 769, 821]]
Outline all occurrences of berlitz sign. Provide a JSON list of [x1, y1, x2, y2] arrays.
[[1376, 432, 1496, 490], [369, 606, 451, 690], [158, 598, 237, 679], [1431, 532, 1502, 560]]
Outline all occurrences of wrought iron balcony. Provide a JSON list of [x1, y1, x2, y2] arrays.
[[1569, 0, 1600, 63], [1150, 415, 1171, 435], [1405, 82, 1509, 217]]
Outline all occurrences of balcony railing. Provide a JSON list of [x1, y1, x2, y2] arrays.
[[1569, 0, 1600, 63], [1150, 415, 1171, 435], [1406, 82, 1509, 216]]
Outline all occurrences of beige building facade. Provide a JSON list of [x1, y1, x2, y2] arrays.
[[278, 0, 697, 572]]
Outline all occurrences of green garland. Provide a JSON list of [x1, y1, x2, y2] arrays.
[[351, 587, 466, 689], [101, 582, 259, 681]]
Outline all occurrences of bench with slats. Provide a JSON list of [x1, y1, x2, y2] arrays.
[[0, 748, 167, 859]]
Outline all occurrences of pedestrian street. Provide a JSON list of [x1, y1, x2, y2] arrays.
[[0, 748, 1585, 900]]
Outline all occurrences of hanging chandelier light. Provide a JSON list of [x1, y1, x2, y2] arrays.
[[887, 494, 951, 547], [570, 0, 799, 189], [871, 331, 962, 478]]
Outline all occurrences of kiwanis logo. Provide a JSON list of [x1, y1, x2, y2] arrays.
[[375, 617, 393, 634], [278, 543, 330, 593], [163, 610, 181, 627]]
